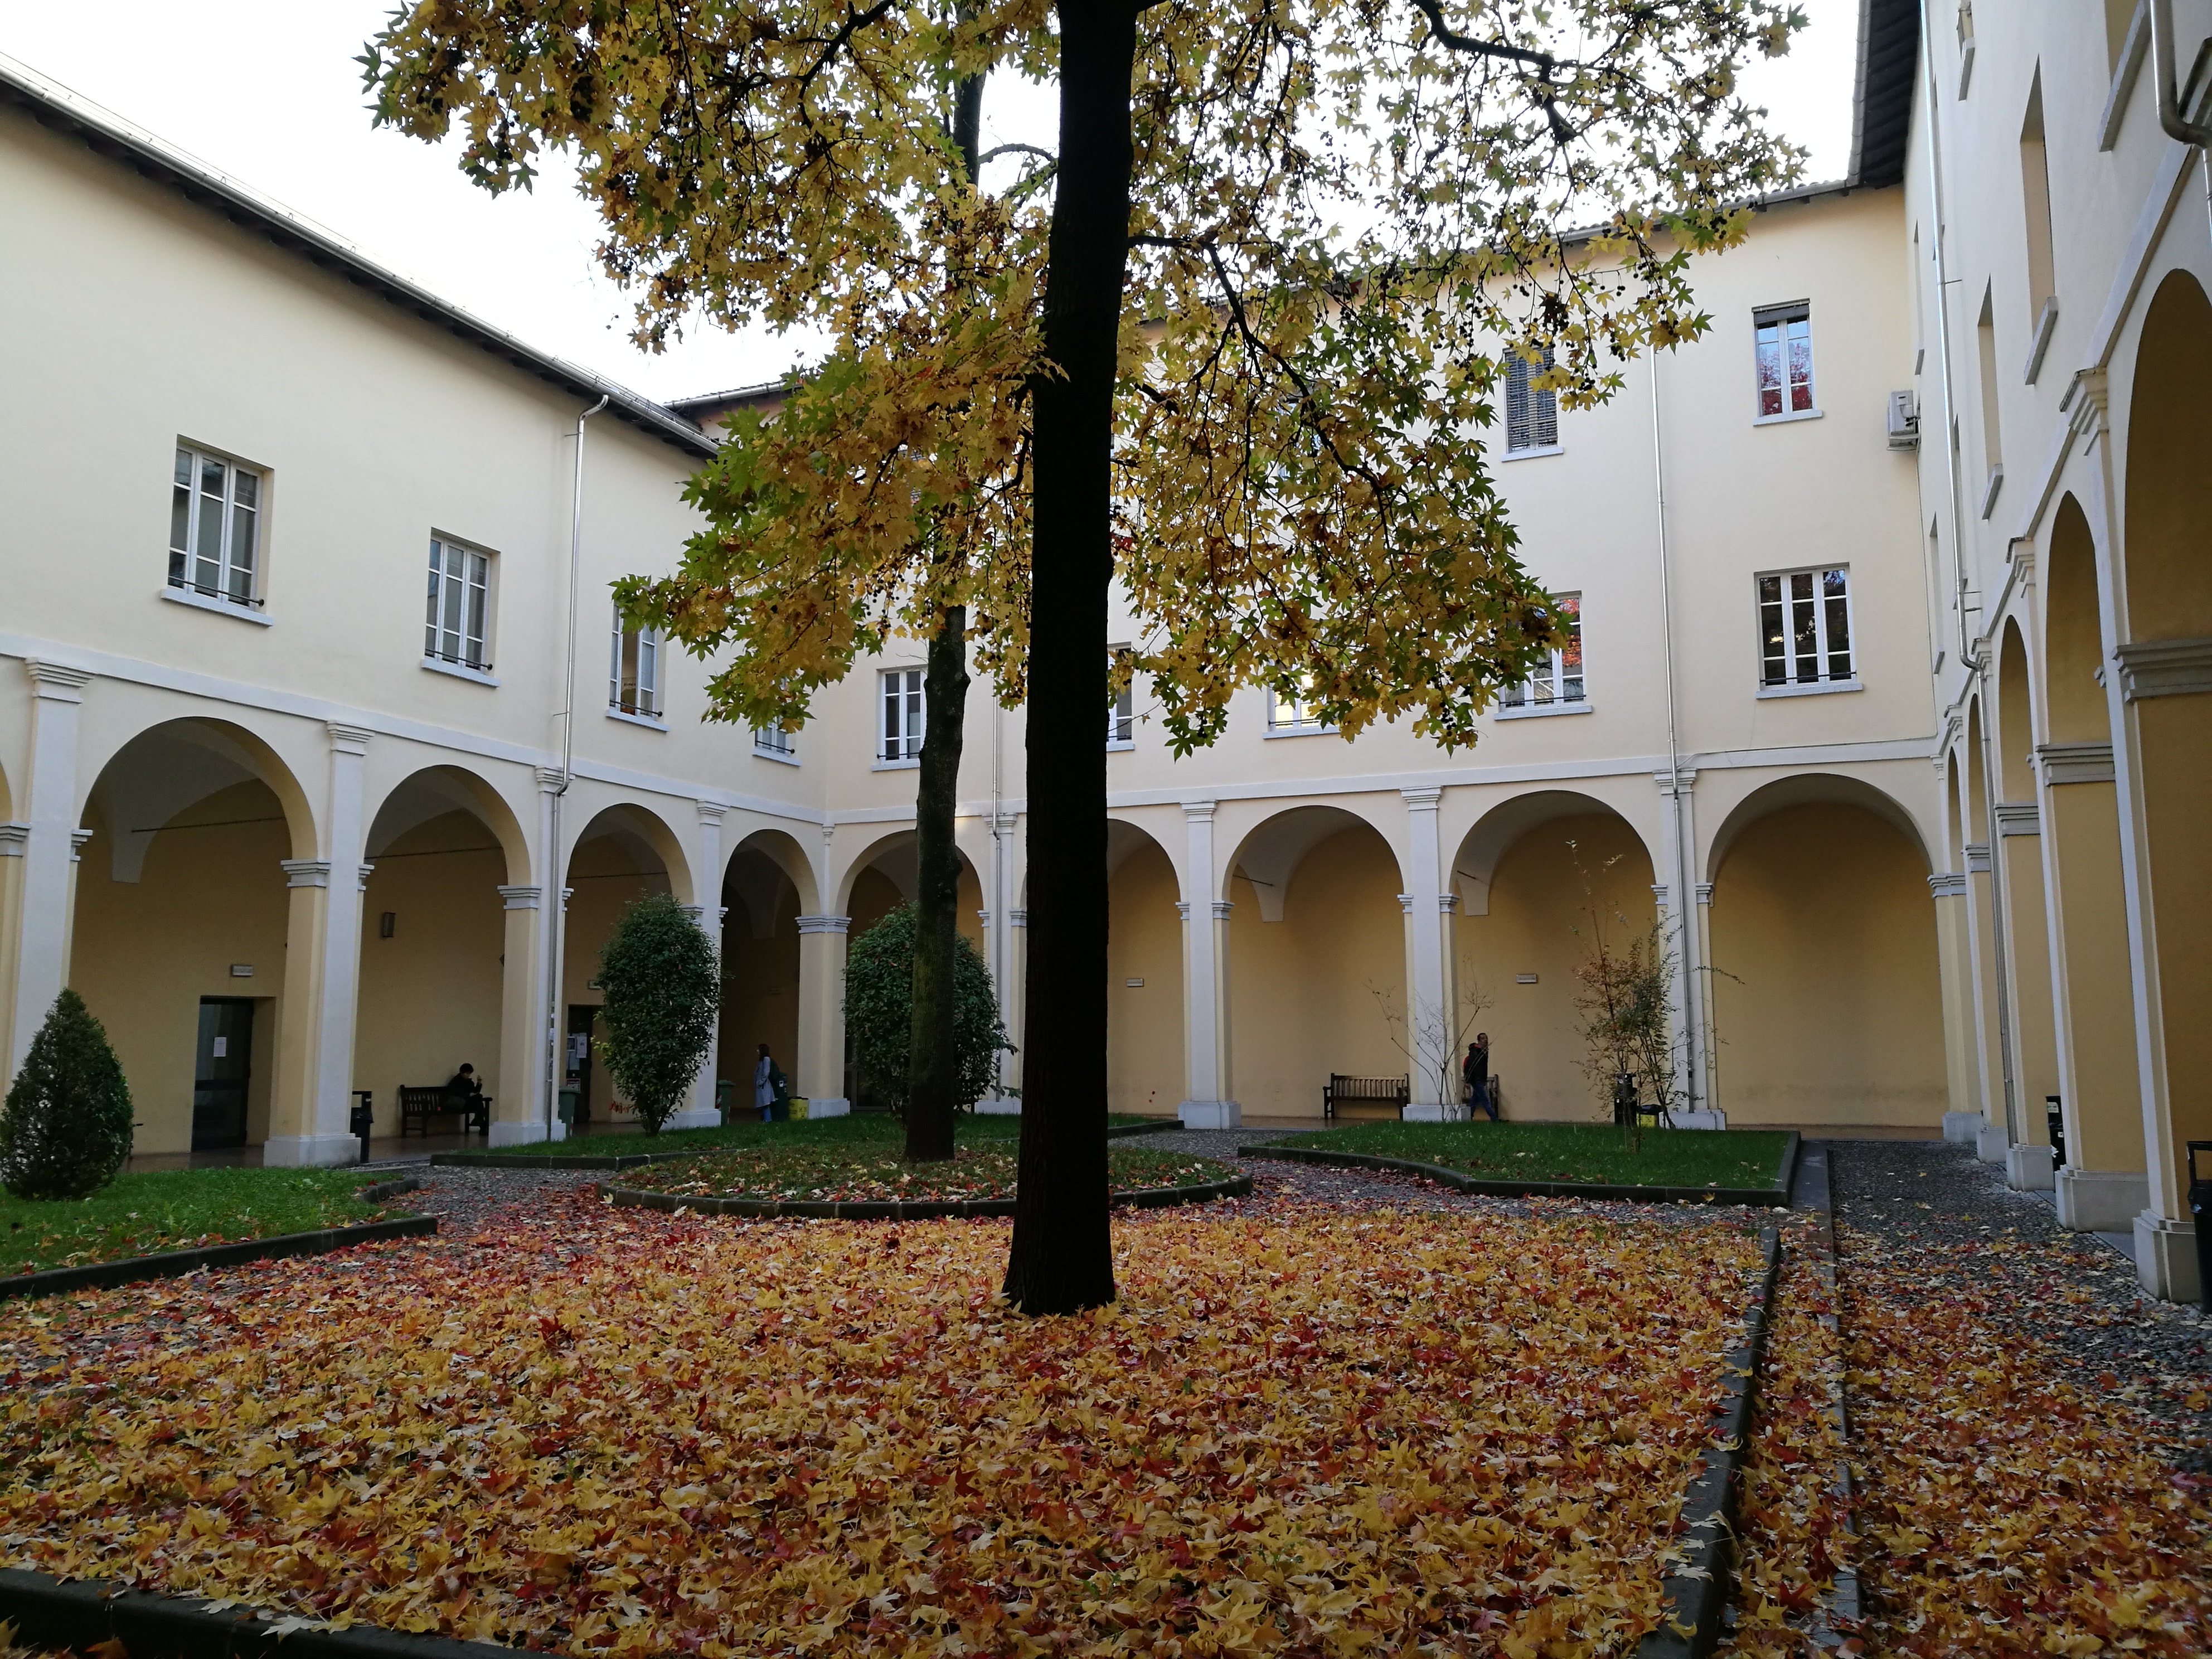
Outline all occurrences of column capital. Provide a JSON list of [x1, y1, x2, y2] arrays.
[[2034, 742, 2114, 786], [1209, 900, 1233, 921], [24, 660, 92, 702], [2112, 637, 2212, 701], [696, 801, 729, 826], [795, 913, 851, 935], [498, 884, 543, 911], [326, 722, 373, 757], [0, 823, 27, 857], [1993, 801, 2041, 837], [1400, 787, 1443, 810], [281, 858, 333, 889], [1928, 871, 1968, 899], [1181, 799, 1218, 822], [1963, 843, 1992, 873]]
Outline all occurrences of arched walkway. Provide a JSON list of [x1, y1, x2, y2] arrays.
[[69, 718, 317, 1155], [1451, 792, 1657, 1122], [2121, 268, 2212, 1234], [1225, 805, 1405, 1119], [1705, 774, 1943, 1129], [356, 767, 529, 1131], [1105, 818, 1182, 1118]]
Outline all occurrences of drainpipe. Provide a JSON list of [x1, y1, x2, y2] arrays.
[[1648, 352, 1702, 1110], [2151, 0, 2212, 147], [545, 395, 610, 1142]]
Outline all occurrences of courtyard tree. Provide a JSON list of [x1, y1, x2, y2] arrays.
[[368, 0, 1802, 1312], [594, 894, 721, 1134], [845, 903, 1012, 1115], [0, 989, 134, 1201]]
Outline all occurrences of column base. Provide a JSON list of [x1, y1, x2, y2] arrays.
[[2053, 1167, 2150, 1232], [803, 1097, 851, 1119], [972, 1096, 1021, 1116], [488, 1119, 563, 1149], [1672, 1109, 1728, 1132], [663, 1107, 720, 1132], [1401, 1102, 1468, 1123], [260, 1133, 362, 1168], [1178, 1099, 1241, 1129], [2005, 1143, 2056, 1190], [1975, 1123, 2010, 1164], [1941, 1110, 1983, 1144], [2132, 1210, 2202, 1304]]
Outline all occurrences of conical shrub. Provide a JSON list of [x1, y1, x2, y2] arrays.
[[0, 988, 134, 1200]]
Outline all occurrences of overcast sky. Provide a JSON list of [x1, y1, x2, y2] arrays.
[[0, 1, 1860, 404]]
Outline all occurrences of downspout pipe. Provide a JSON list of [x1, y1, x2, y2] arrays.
[[545, 395, 610, 1142], [2152, 0, 2212, 147]]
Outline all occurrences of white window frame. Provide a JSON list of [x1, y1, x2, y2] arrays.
[[609, 610, 664, 723], [1503, 347, 1560, 457], [1265, 682, 1336, 736], [1498, 594, 1588, 717], [1756, 566, 1860, 694], [168, 444, 263, 609], [878, 667, 924, 765], [753, 720, 798, 765], [424, 535, 493, 676], [1107, 646, 1134, 749], [1753, 302, 1821, 423]]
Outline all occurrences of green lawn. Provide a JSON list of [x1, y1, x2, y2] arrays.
[[1259, 1122, 1793, 1190], [627, 1132, 1232, 1204], [2, 1167, 413, 1277], [442, 1110, 1154, 1161]]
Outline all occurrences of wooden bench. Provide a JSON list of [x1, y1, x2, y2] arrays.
[[1322, 1074, 1410, 1120], [399, 1085, 490, 1139]]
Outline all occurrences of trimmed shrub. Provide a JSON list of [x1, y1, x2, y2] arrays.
[[595, 893, 721, 1134], [1, 989, 134, 1200], [845, 901, 1010, 1112]]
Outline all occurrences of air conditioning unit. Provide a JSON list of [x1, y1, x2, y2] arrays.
[[1886, 389, 1920, 450]]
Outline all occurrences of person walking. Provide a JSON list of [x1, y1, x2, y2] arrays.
[[1462, 1035, 1496, 1122], [753, 1042, 790, 1123]]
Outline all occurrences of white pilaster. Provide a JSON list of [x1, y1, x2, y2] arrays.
[[1177, 801, 1238, 1127], [7, 661, 90, 1078]]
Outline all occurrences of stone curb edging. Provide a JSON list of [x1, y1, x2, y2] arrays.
[[1236, 1133, 1801, 1210], [0, 1192, 436, 1304], [598, 1172, 1254, 1220], [0, 1566, 519, 1658], [1636, 1225, 1785, 1659]]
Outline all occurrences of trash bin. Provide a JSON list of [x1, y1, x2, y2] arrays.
[[2187, 1140, 2212, 1316], [557, 1086, 578, 1128], [350, 1090, 373, 1163]]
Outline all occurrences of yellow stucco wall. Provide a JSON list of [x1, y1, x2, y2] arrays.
[[355, 810, 506, 1115], [70, 779, 292, 1156], [1228, 826, 1406, 1119], [1456, 813, 1657, 1123], [1106, 840, 1182, 1118], [1709, 803, 1945, 1127]]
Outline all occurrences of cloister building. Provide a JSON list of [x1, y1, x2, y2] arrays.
[[0, 0, 2204, 1300]]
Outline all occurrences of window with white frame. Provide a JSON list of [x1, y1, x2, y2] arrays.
[[610, 612, 662, 718], [880, 668, 924, 761], [754, 720, 793, 758], [1268, 681, 1331, 732], [169, 445, 262, 606], [1758, 567, 1854, 686], [1107, 646, 1134, 746], [1753, 303, 1815, 418], [424, 537, 491, 671], [1501, 595, 1583, 708], [1503, 347, 1558, 453]]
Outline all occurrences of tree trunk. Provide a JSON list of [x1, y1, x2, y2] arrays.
[[905, 604, 968, 1162], [901, 66, 988, 1165], [1002, 1, 1139, 1314]]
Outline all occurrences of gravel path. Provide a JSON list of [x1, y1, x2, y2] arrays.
[[1828, 1139, 2210, 1461]]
